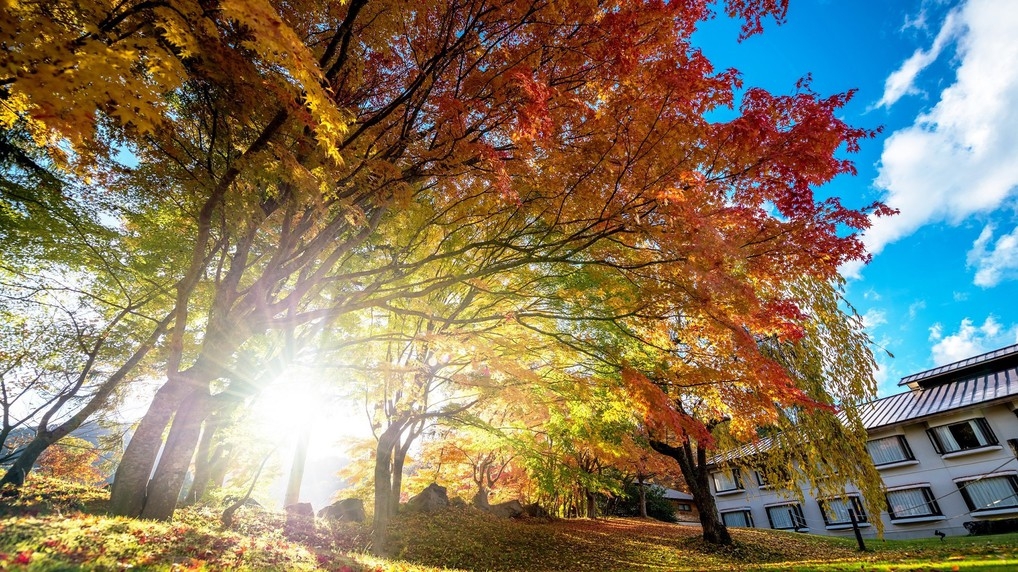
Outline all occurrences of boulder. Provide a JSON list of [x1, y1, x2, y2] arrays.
[[285, 502, 315, 517], [489, 499, 525, 518], [223, 495, 262, 508], [404, 483, 449, 513], [318, 498, 366, 522], [521, 502, 550, 519], [284, 502, 315, 542]]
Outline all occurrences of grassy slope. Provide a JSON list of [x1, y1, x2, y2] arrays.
[[1, 477, 1016, 571]]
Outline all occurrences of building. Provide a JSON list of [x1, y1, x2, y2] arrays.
[[659, 487, 700, 522], [710, 343, 1018, 540]]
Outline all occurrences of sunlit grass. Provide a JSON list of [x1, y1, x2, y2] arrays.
[[2, 477, 1017, 571]]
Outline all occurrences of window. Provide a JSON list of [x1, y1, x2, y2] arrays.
[[866, 435, 914, 466], [818, 495, 867, 526], [957, 475, 1018, 512], [927, 418, 997, 454], [765, 503, 806, 530], [721, 510, 753, 527], [754, 466, 792, 489], [886, 487, 942, 519], [711, 469, 743, 493], [676, 503, 692, 512]]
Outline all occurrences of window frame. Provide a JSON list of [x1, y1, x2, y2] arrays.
[[754, 465, 792, 489], [765, 503, 807, 531], [926, 418, 998, 454], [720, 509, 754, 528], [866, 435, 915, 466], [817, 495, 867, 526], [711, 468, 743, 494], [885, 486, 943, 520], [956, 474, 1018, 513]]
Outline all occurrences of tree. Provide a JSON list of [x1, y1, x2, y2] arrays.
[[609, 434, 683, 519], [0, 241, 174, 486], [623, 277, 886, 545], [3, 0, 892, 536], [35, 435, 106, 485]]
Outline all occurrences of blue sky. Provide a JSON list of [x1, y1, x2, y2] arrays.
[[697, 0, 1018, 395]]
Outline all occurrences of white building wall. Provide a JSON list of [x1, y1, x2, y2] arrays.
[[712, 400, 1018, 540]]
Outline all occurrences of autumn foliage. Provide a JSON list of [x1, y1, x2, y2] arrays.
[[35, 437, 106, 486], [1, 0, 894, 552]]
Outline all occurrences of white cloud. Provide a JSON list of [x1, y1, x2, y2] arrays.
[[901, 8, 928, 33], [952, 291, 969, 301], [908, 300, 926, 320], [874, 9, 961, 109], [966, 223, 1018, 286], [862, 309, 888, 330], [928, 315, 1018, 365], [862, 0, 1018, 260]]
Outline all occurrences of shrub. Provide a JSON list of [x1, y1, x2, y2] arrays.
[[608, 484, 677, 522]]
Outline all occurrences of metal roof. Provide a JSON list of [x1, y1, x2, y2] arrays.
[[898, 343, 1018, 386], [659, 487, 694, 501], [709, 365, 1018, 465], [707, 345, 1018, 466], [861, 364, 1018, 431]]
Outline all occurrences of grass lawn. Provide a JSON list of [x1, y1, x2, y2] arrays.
[[1, 477, 1016, 571]]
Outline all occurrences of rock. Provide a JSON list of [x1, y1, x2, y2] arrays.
[[318, 498, 366, 522], [223, 495, 262, 508], [404, 483, 449, 513], [471, 490, 489, 509], [285, 502, 315, 518], [284, 502, 315, 542], [489, 499, 525, 518], [521, 502, 550, 518]]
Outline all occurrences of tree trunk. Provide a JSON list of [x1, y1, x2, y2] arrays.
[[1, 314, 173, 489], [208, 444, 231, 490], [141, 388, 212, 520], [388, 417, 424, 515], [650, 438, 732, 545], [688, 464, 730, 545], [185, 408, 231, 505], [371, 426, 399, 555], [0, 427, 68, 486], [472, 485, 490, 509], [585, 489, 597, 519], [109, 376, 191, 516], [637, 477, 648, 518], [284, 420, 311, 507], [389, 445, 406, 517]]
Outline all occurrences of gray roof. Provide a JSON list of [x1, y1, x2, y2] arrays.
[[659, 487, 694, 501], [898, 343, 1018, 387], [709, 363, 1018, 464], [862, 361, 1018, 431], [707, 345, 1018, 466]]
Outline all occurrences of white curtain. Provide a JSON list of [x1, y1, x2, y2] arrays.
[[867, 437, 908, 464], [930, 425, 961, 452], [721, 511, 751, 527], [963, 477, 1018, 510], [887, 488, 932, 517], [713, 470, 739, 491], [823, 498, 852, 523], [767, 505, 798, 529]]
